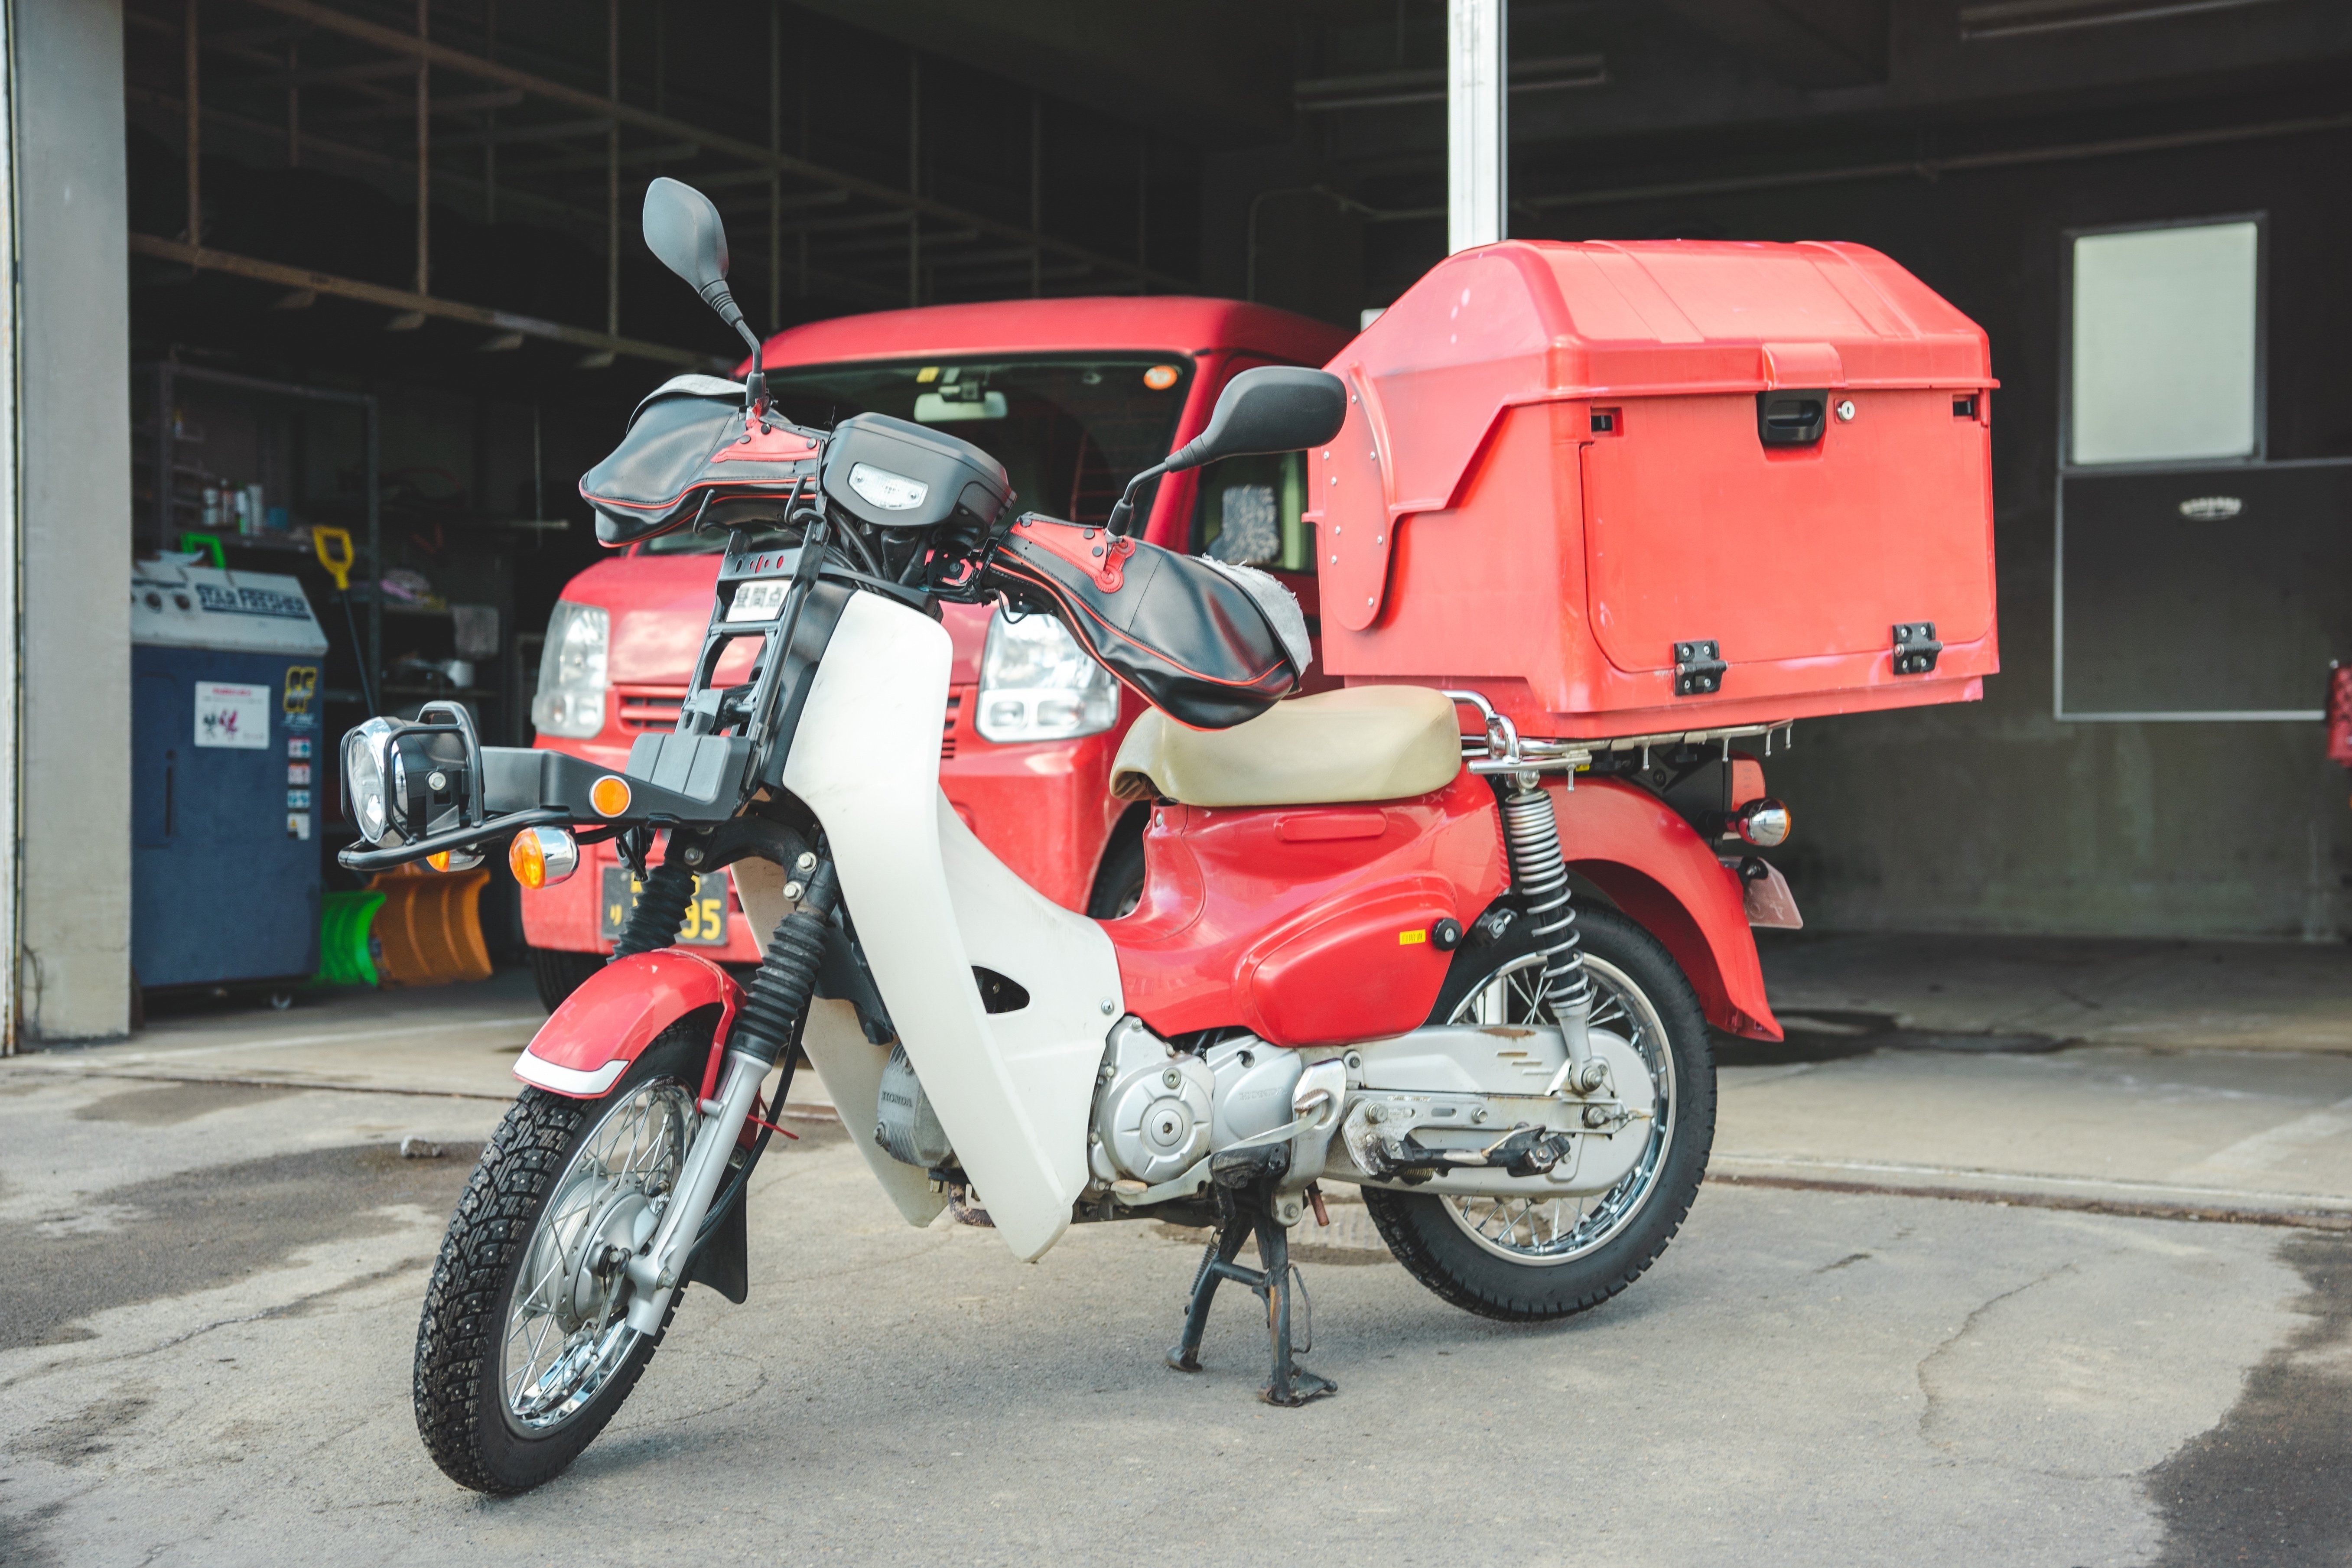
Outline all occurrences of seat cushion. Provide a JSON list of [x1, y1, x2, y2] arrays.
[[1111, 685, 1463, 808]]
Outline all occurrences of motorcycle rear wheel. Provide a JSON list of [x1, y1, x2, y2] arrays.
[[413, 1019, 709, 1493], [1363, 904, 1715, 1323]]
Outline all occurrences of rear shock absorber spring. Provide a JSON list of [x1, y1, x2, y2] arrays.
[[1499, 776, 1605, 1093], [730, 857, 840, 1070], [610, 860, 699, 960]]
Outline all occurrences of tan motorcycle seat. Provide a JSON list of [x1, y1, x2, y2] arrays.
[[1111, 685, 1464, 808]]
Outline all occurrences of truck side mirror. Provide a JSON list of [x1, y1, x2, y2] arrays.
[[644, 177, 762, 359]]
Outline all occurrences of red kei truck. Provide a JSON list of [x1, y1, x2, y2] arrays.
[[520, 296, 1352, 1006]]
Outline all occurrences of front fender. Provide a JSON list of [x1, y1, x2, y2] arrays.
[[1552, 778, 1782, 1042], [514, 948, 742, 1098]]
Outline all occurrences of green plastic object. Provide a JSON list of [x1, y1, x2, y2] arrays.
[[177, 531, 226, 568], [315, 890, 386, 986]]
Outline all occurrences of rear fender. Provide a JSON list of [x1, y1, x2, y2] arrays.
[[1550, 778, 1782, 1041], [513, 948, 742, 1098]]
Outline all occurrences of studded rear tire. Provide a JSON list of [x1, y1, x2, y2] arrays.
[[413, 1021, 706, 1494], [1363, 904, 1715, 1324]]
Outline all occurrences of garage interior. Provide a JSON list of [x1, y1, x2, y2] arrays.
[[6, 0, 2351, 1042]]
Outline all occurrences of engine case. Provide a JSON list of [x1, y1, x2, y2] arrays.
[[874, 1041, 955, 1170], [1091, 1018, 1214, 1185]]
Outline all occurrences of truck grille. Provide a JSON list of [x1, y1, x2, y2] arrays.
[[616, 686, 686, 734], [618, 685, 966, 754]]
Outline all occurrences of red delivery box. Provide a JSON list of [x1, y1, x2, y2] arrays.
[[1308, 240, 1997, 739]]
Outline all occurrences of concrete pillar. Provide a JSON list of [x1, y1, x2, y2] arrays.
[[11, 0, 131, 1043]]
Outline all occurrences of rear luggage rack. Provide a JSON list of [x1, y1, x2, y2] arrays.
[[1446, 689, 1792, 781]]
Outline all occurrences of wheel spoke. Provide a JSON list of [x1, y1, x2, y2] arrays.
[[1442, 952, 1680, 1266], [497, 1079, 696, 1431]]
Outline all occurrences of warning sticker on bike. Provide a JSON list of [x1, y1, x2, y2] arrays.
[[599, 866, 731, 947]]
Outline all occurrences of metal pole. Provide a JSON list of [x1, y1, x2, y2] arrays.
[[1446, 0, 1506, 254], [796, 50, 808, 297], [365, 397, 381, 709], [154, 364, 173, 549], [286, 41, 299, 168], [415, 0, 429, 295], [483, 0, 495, 223], [185, 0, 200, 247], [768, 0, 780, 329], [1029, 92, 1041, 298], [607, 0, 620, 337], [907, 52, 920, 308], [1135, 133, 1148, 282]]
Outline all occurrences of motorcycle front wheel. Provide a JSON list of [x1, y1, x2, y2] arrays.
[[413, 1018, 710, 1494], [1363, 903, 1716, 1323]]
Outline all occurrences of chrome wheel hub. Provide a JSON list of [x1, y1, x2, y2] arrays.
[[1440, 952, 1676, 1266], [502, 1079, 695, 1431]]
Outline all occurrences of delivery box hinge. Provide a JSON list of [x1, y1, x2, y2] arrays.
[[1892, 622, 1942, 676], [1672, 639, 1725, 697]]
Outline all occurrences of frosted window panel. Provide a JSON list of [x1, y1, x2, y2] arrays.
[[2070, 221, 2258, 466]]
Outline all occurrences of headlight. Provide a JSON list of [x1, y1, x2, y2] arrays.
[[530, 601, 609, 739], [976, 610, 1118, 744], [848, 462, 928, 511], [343, 717, 399, 845]]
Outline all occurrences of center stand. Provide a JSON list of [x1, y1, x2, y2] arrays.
[[1165, 1147, 1335, 1407]]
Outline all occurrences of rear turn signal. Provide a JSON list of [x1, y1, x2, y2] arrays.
[[510, 826, 582, 889], [1733, 797, 1792, 848]]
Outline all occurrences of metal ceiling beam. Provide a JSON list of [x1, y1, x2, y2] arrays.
[[1656, 0, 1887, 90], [127, 232, 726, 367], [231, 0, 1191, 290]]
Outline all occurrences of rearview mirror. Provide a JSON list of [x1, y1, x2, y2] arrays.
[[1165, 366, 1348, 472], [643, 177, 761, 357]]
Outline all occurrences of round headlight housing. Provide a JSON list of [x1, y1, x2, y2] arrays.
[[343, 717, 400, 846]]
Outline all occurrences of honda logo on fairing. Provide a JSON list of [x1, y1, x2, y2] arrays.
[[2178, 496, 2244, 520]]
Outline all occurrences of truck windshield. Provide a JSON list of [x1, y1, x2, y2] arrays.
[[643, 354, 1194, 553]]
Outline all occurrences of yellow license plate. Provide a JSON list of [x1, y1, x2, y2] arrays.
[[599, 866, 731, 947]]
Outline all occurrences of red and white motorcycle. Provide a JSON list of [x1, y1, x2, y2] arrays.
[[345, 179, 1715, 1495]]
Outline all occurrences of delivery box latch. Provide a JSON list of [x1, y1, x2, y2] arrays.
[[1892, 622, 1943, 676], [1673, 640, 1726, 697]]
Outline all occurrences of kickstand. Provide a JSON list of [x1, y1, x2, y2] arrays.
[[1165, 1174, 1335, 1407]]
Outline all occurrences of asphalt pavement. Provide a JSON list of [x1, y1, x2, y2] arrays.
[[3, 968, 2351, 1565]]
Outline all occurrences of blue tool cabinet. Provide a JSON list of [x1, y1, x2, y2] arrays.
[[131, 559, 331, 990]]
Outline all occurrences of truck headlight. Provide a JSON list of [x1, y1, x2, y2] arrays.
[[976, 610, 1118, 744], [530, 601, 609, 739]]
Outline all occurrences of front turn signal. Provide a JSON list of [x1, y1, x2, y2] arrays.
[[1733, 797, 1792, 848], [426, 847, 485, 873], [510, 826, 582, 889]]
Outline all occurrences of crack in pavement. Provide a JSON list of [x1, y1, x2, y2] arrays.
[[1914, 1263, 2075, 1451], [0, 1252, 436, 1395]]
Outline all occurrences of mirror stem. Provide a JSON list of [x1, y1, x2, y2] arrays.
[[1105, 461, 1167, 537]]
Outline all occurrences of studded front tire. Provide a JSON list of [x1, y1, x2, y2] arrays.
[[413, 1022, 707, 1493]]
